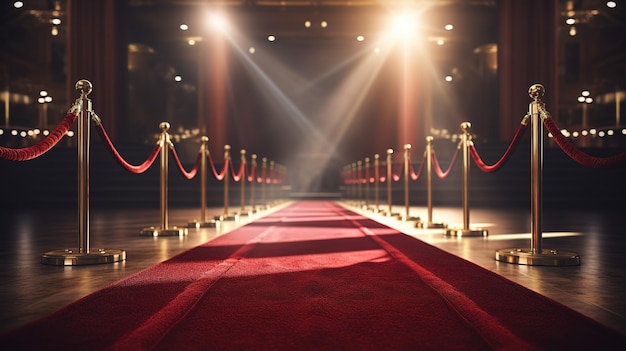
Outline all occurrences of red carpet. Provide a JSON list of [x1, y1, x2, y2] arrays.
[[1, 201, 624, 350]]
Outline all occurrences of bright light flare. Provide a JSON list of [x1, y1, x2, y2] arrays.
[[207, 12, 228, 32], [387, 13, 419, 41]]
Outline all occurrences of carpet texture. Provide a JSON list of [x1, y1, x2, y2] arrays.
[[1, 201, 624, 350]]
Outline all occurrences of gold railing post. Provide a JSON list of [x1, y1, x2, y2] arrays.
[[496, 84, 580, 265], [363, 157, 370, 209], [261, 157, 268, 208], [269, 160, 275, 204], [141, 122, 186, 236], [187, 136, 217, 228], [385, 149, 398, 217], [238, 149, 249, 217], [357, 160, 363, 205], [401, 144, 419, 221], [250, 154, 258, 213], [218, 145, 237, 221], [42, 79, 126, 265], [373, 154, 380, 213], [416, 136, 446, 229], [446, 122, 487, 237]]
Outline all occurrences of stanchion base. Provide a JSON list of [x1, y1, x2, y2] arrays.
[[140, 226, 188, 237], [187, 220, 219, 229], [415, 221, 447, 229], [495, 248, 580, 266], [215, 214, 239, 222], [399, 215, 421, 222], [446, 227, 488, 237], [236, 210, 252, 217], [382, 212, 400, 218], [41, 248, 126, 266]]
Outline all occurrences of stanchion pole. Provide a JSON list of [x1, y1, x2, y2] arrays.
[[141, 122, 187, 236], [42, 79, 126, 265], [269, 160, 275, 204], [416, 136, 446, 229], [261, 157, 268, 208], [363, 157, 370, 209], [349, 162, 356, 203], [237, 149, 250, 217], [357, 160, 363, 206], [373, 153, 380, 213], [187, 136, 218, 228], [446, 122, 487, 237], [250, 154, 258, 213], [496, 84, 580, 266], [401, 144, 420, 221], [216, 145, 237, 221], [384, 148, 399, 217]]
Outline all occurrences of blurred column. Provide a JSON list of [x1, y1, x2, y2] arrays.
[[498, 0, 559, 141], [66, 0, 124, 139]]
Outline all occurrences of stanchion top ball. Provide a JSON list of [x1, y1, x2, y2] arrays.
[[528, 84, 545, 100], [75, 79, 93, 96]]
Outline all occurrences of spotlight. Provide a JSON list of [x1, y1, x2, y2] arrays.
[[388, 13, 419, 41], [207, 12, 227, 32]]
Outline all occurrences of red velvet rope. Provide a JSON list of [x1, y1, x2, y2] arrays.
[[207, 152, 228, 181], [230, 161, 245, 182], [391, 161, 402, 182], [432, 147, 460, 179], [170, 146, 200, 180], [410, 153, 426, 181], [0, 112, 77, 161], [246, 163, 255, 182], [95, 123, 160, 174], [543, 118, 626, 169], [469, 123, 528, 173]]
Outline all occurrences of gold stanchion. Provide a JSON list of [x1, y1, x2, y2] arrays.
[[496, 84, 580, 266], [363, 157, 370, 210], [188, 136, 218, 228], [446, 122, 487, 237], [141, 122, 187, 236], [42, 79, 126, 265], [237, 149, 251, 217], [269, 160, 276, 205], [261, 157, 268, 208], [215, 145, 237, 221], [372, 153, 381, 213], [357, 160, 363, 206], [401, 144, 420, 221], [250, 154, 258, 213], [415, 136, 447, 229], [383, 148, 399, 217]]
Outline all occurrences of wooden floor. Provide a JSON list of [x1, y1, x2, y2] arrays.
[[1, 200, 625, 338]]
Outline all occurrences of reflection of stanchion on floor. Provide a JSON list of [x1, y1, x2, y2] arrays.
[[415, 137, 447, 229], [382, 148, 400, 218], [188, 136, 219, 228], [496, 84, 580, 266], [215, 145, 238, 222], [42, 80, 126, 265], [400, 144, 420, 222], [140, 122, 187, 237], [446, 122, 488, 237]]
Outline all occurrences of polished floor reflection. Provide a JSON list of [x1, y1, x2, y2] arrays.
[[1, 201, 625, 338]]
